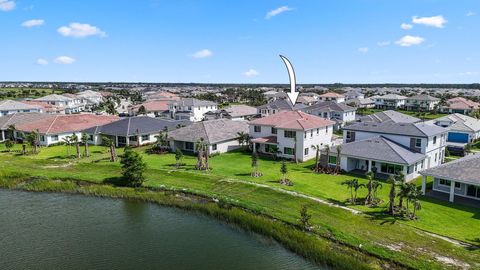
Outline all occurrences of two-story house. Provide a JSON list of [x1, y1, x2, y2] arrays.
[[374, 94, 407, 109], [249, 111, 335, 162], [0, 100, 43, 116], [318, 92, 345, 103], [344, 89, 365, 100], [168, 98, 218, 122], [404, 95, 440, 111], [300, 101, 356, 129], [34, 94, 84, 114], [256, 99, 306, 117], [328, 121, 447, 181], [440, 97, 480, 115]]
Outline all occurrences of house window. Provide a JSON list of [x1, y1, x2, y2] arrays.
[[433, 136, 437, 144], [141, 135, 149, 141], [310, 130, 313, 137], [325, 127, 328, 134], [129, 136, 138, 142], [304, 132, 307, 139], [380, 163, 403, 174], [439, 179, 461, 189], [40, 135, 45, 142], [304, 148, 309, 155], [283, 147, 294, 155], [328, 155, 337, 164], [284, 130, 296, 138], [185, 142, 194, 150], [414, 138, 421, 148], [466, 185, 480, 198], [254, 126, 261, 133], [271, 127, 277, 134], [316, 128, 319, 134], [51, 135, 59, 142], [89, 135, 94, 141], [212, 144, 217, 151]]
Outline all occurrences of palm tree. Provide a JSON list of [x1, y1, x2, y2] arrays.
[[251, 151, 261, 177], [342, 179, 364, 204], [7, 124, 16, 141], [81, 133, 90, 157], [325, 145, 330, 172], [25, 130, 39, 154], [311, 144, 321, 172], [293, 135, 298, 164], [387, 175, 398, 215], [175, 148, 183, 168], [364, 171, 375, 205], [334, 145, 342, 174], [410, 188, 422, 219], [70, 133, 81, 158], [63, 136, 72, 157], [195, 138, 207, 170], [101, 136, 116, 162], [237, 132, 250, 150], [4, 139, 14, 152], [280, 160, 288, 182], [155, 131, 169, 151], [372, 180, 383, 203]]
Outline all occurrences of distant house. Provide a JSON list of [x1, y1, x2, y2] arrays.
[[146, 91, 180, 101], [168, 98, 218, 122], [204, 105, 259, 121], [128, 100, 170, 117], [0, 112, 52, 142], [357, 110, 420, 124], [404, 95, 440, 111], [344, 89, 365, 100], [296, 95, 318, 106], [256, 99, 306, 117], [420, 154, 480, 203], [84, 116, 188, 147], [341, 121, 448, 180], [300, 101, 356, 129], [440, 97, 480, 115], [34, 94, 84, 114], [345, 98, 375, 109], [374, 94, 407, 109], [249, 111, 335, 162], [429, 113, 480, 145], [318, 92, 345, 103], [0, 100, 43, 116], [14, 114, 119, 146], [77, 90, 104, 106], [168, 119, 249, 154], [263, 90, 287, 101]]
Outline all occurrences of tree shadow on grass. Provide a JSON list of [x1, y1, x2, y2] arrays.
[[234, 173, 252, 177], [366, 211, 399, 225], [46, 155, 74, 160], [104, 176, 129, 187]]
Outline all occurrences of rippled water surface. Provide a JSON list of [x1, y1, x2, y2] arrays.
[[0, 190, 322, 270]]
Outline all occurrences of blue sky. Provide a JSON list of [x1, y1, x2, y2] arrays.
[[0, 0, 479, 83]]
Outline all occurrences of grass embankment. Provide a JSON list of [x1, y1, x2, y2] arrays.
[[0, 172, 387, 270], [1, 145, 479, 269]]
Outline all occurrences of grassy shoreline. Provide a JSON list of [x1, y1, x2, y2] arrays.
[[0, 173, 395, 270]]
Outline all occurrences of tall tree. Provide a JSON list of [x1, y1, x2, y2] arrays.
[[195, 138, 208, 170], [4, 139, 14, 152], [7, 125, 16, 140], [63, 136, 72, 157], [280, 160, 288, 181], [299, 205, 312, 231], [70, 133, 81, 158], [251, 151, 261, 177], [25, 130, 39, 154], [237, 132, 250, 150], [342, 178, 364, 204], [81, 133, 90, 157], [334, 145, 342, 174], [174, 148, 183, 168], [101, 136, 116, 162], [364, 171, 375, 205], [311, 144, 321, 172], [387, 175, 398, 215], [120, 148, 147, 187]]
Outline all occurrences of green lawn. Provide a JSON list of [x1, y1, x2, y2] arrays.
[[0, 88, 64, 100], [1, 145, 479, 269]]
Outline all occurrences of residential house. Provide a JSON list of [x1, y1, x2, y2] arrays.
[[318, 92, 345, 103], [14, 114, 119, 146], [263, 90, 287, 101], [345, 98, 375, 109], [34, 94, 84, 114], [83, 116, 188, 147], [0, 112, 52, 142], [374, 94, 407, 109], [128, 100, 170, 117], [338, 121, 447, 181], [256, 99, 306, 117], [357, 110, 420, 124], [0, 100, 43, 116], [428, 113, 480, 150], [420, 154, 480, 203], [77, 90, 104, 106], [404, 95, 440, 111], [146, 91, 180, 101], [249, 111, 335, 162], [344, 89, 365, 100], [168, 119, 248, 154], [168, 98, 218, 122], [440, 97, 480, 115], [204, 105, 258, 121], [300, 101, 356, 129]]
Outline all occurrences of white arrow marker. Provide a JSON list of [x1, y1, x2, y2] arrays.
[[279, 55, 299, 105]]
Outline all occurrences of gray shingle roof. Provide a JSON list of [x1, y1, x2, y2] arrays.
[[169, 98, 217, 107], [358, 110, 420, 124], [378, 94, 407, 100], [432, 113, 480, 133], [407, 95, 440, 101], [257, 99, 306, 111], [83, 116, 189, 136], [344, 121, 446, 137], [0, 100, 43, 111], [168, 119, 249, 144], [35, 94, 73, 102], [0, 112, 53, 130], [301, 101, 356, 113], [420, 154, 480, 185], [330, 136, 425, 165]]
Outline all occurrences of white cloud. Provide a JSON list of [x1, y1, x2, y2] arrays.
[[265, 6, 293, 19], [395, 35, 425, 47], [458, 71, 479, 76], [412, 15, 447, 28], [466, 11, 475, 17], [377, 41, 391, 46], [36, 58, 48, 65], [358, 47, 369, 53], [400, 23, 413, 30], [57, 23, 106, 38], [244, 69, 259, 77], [0, 0, 15, 11], [21, 19, 45, 28], [54, 56, 76, 64], [191, 49, 213, 59]]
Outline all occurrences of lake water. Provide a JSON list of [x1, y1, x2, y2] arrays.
[[0, 190, 321, 270]]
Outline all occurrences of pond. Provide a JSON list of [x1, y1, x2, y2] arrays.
[[0, 190, 322, 270]]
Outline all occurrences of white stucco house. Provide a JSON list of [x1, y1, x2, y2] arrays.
[[168, 98, 218, 122], [0, 100, 43, 116], [374, 94, 407, 110]]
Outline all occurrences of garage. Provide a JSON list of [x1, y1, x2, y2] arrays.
[[448, 132, 469, 143]]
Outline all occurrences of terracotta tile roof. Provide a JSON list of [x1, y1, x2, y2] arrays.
[[130, 101, 170, 112], [22, 101, 65, 113], [249, 111, 335, 130], [251, 136, 277, 144], [447, 97, 480, 110], [15, 114, 119, 135]]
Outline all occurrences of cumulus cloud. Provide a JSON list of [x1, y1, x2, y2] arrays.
[[36, 58, 48, 65], [21, 19, 45, 28], [54, 56, 76, 64], [265, 6, 293, 19], [244, 69, 259, 77], [400, 23, 413, 30], [58, 23, 106, 38], [358, 47, 369, 53], [395, 35, 425, 47], [412, 15, 447, 28], [466, 11, 475, 17], [0, 0, 15, 11], [191, 49, 213, 59]]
